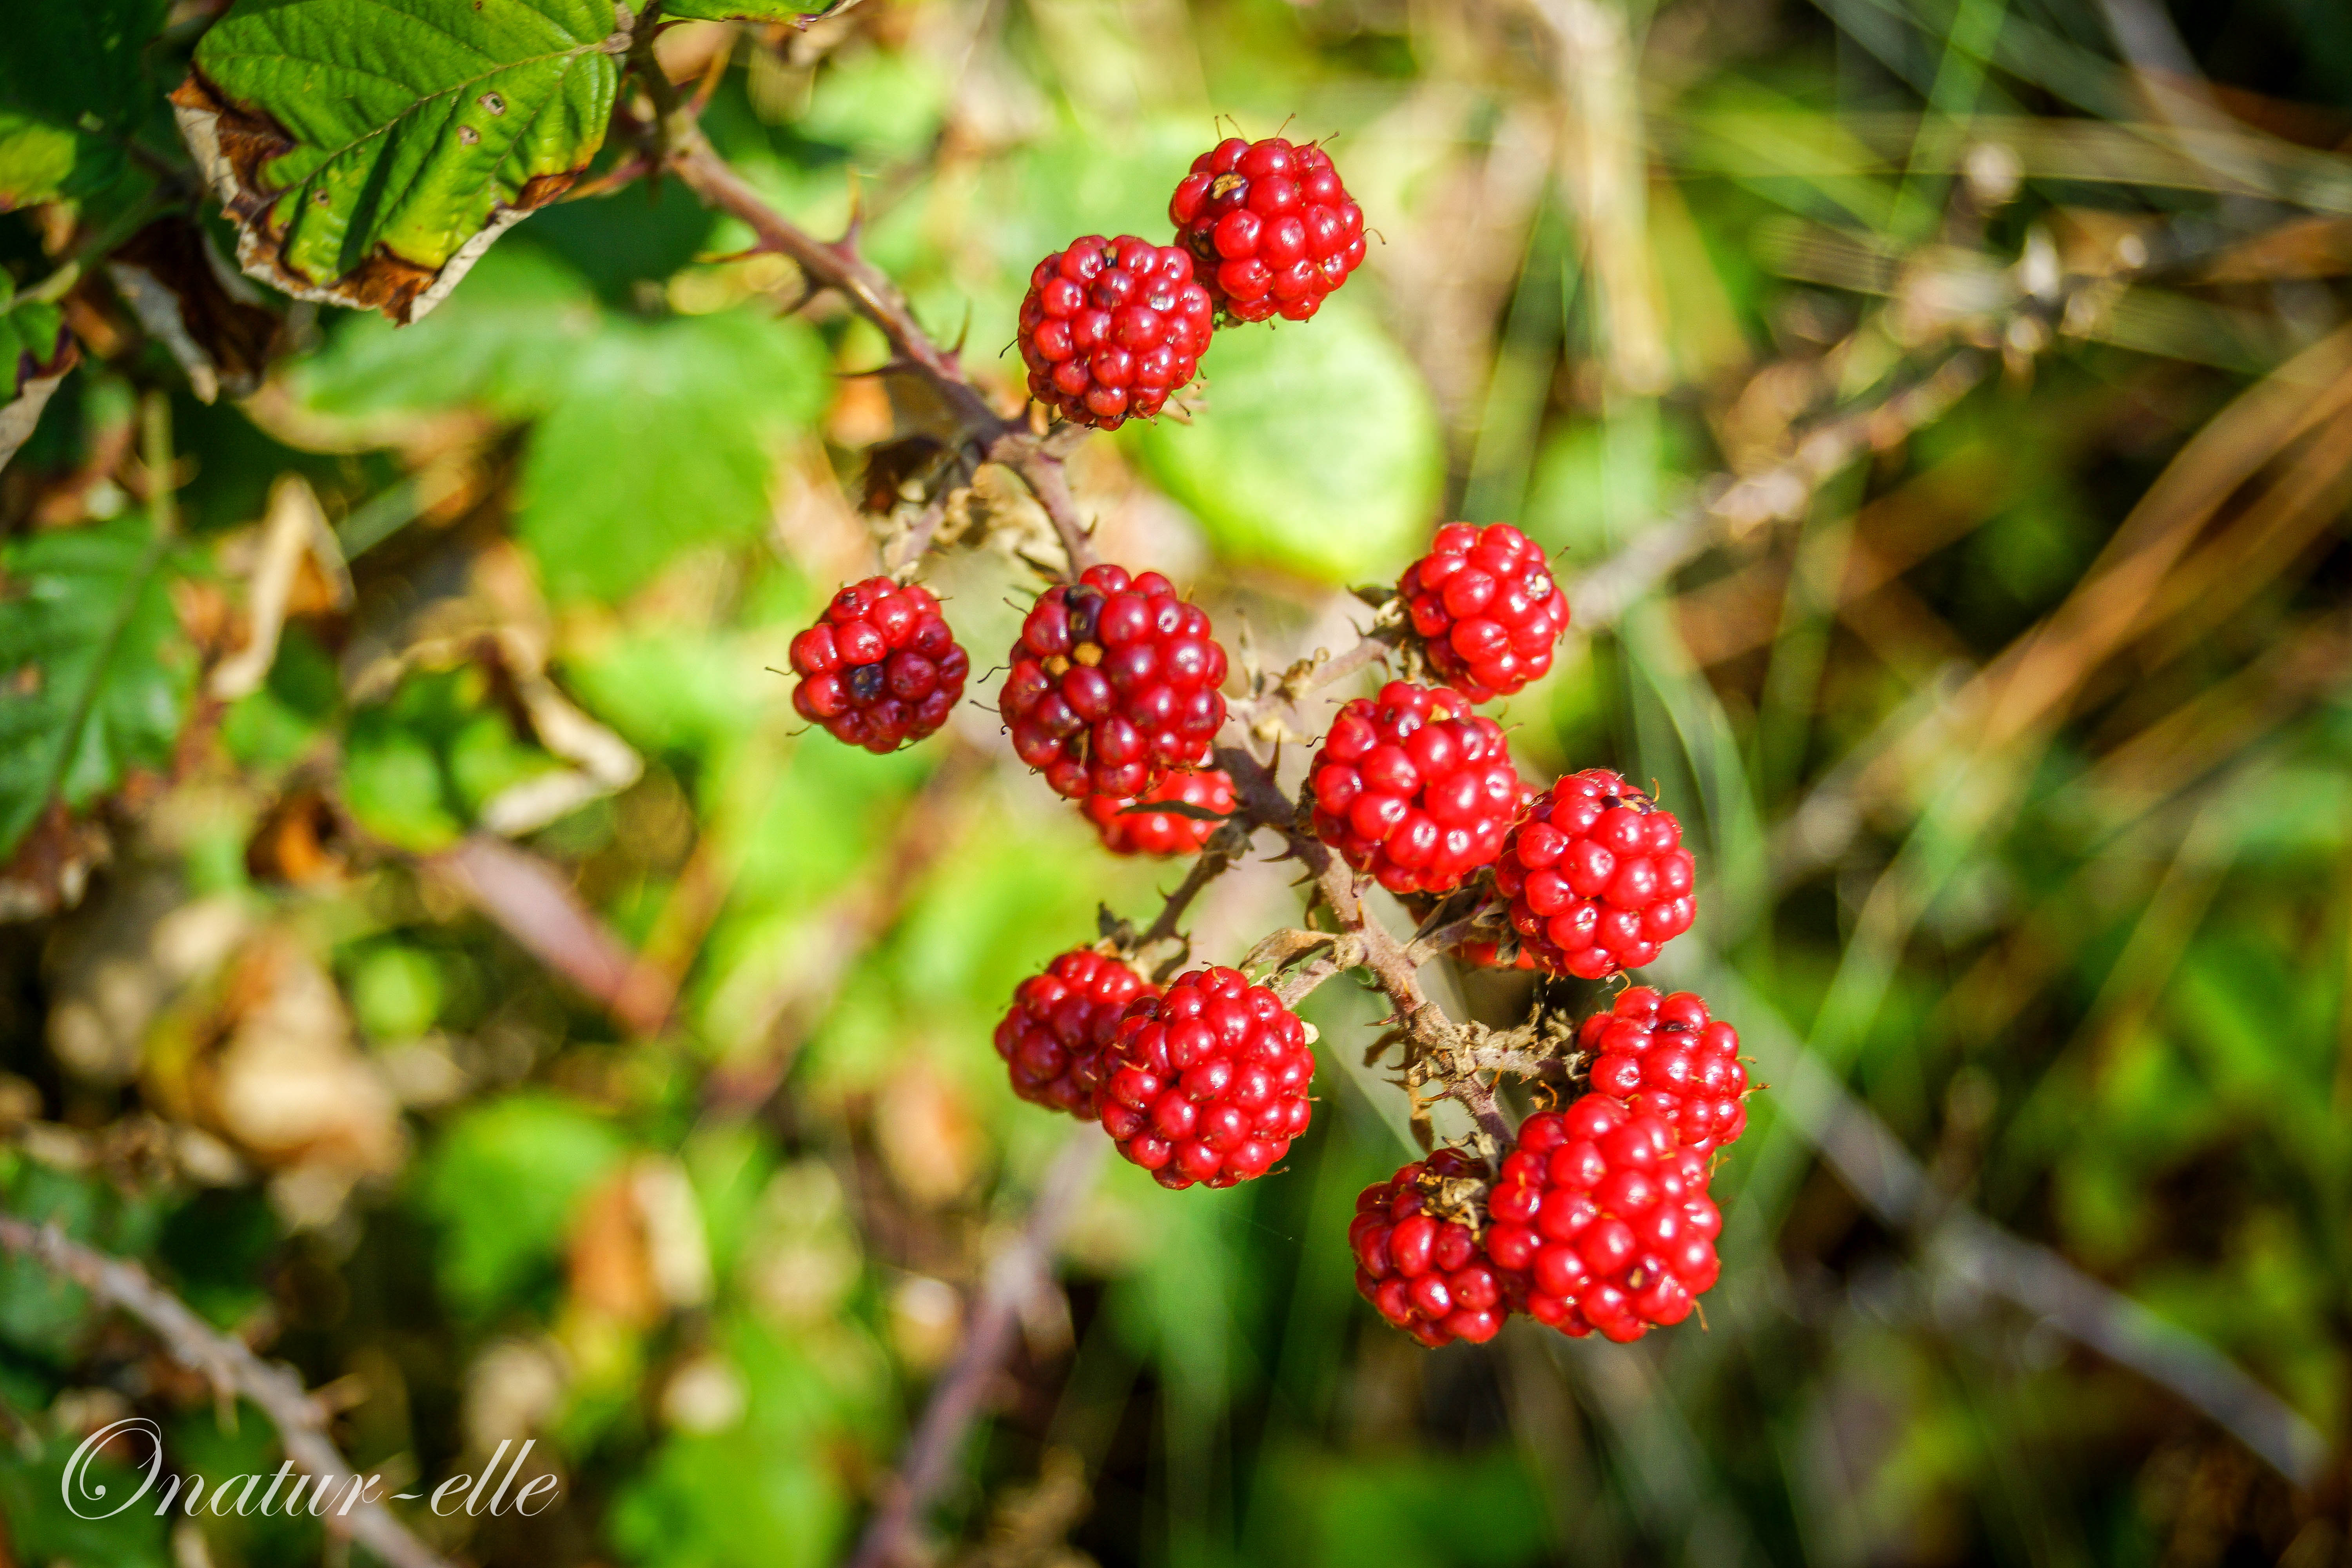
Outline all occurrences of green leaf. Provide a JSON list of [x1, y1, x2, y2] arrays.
[[0, 290, 81, 474], [0, 0, 172, 210], [416, 1094, 628, 1318], [513, 309, 828, 602], [294, 241, 603, 416], [173, 0, 623, 323], [1128, 299, 1444, 583], [659, 0, 830, 21], [0, 513, 189, 861]]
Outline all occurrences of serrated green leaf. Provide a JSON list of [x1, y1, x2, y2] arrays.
[[0, 514, 190, 860], [1128, 299, 1443, 583], [0, 0, 172, 210], [173, 0, 622, 323], [513, 309, 827, 602]]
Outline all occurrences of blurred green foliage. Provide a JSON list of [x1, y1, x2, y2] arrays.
[[1, 1, 2350, 1568]]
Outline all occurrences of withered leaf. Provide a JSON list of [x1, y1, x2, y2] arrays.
[[105, 216, 284, 402]]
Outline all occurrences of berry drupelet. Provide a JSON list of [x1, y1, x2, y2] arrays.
[[1093, 966, 1315, 1189], [1492, 769, 1696, 978], [788, 577, 969, 753], [1350, 1147, 1510, 1347], [1169, 136, 1367, 323], [1580, 987, 1751, 1156], [1000, 564, 1230, 801], [1083, 766, 1237, 857], [1018, 235, 1214, 429], [1398, 523, 1570, 703], [1307, 681, 1525, 895], [994, 949, 1158, 1117]]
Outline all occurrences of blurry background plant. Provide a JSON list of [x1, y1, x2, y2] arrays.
[[3, 0, 2352, 1564]]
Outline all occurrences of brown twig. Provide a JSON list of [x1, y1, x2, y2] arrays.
[[846, 1126, 1109, 1568], [0, 1217, 454, 1568], [423, 834, 670, 1036], [658, 126, 1098, 576]]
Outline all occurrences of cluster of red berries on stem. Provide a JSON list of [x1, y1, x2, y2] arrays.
[[779, 124, 1754, 1352], [1015, 134, 1368, 431]]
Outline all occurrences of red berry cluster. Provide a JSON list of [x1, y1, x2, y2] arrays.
[[994, 949, 1158, 1116], [1016, 236, 1214, 430], [787, 577, 970, 752], [1581, 987, 1751, 1156], [1083, 767, 1236, 857], [1170, 136, 1367, 323], [1485, 1096, 1722, 1342], [1308, 682, 1524, 895], [1350, 1147, 1507, 1347], [1000, 564, 1230, 800], [1399, 523, 1569, 703], [1492, 770, 1697, 978], [1095, 966, 1315, 1189]]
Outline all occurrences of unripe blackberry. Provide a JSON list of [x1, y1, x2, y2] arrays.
[[1483, 1095, 1722, 1343], [1579, 987, 1751, 1156], [1350, 1147, 1509, 1347], [1000, 564, 1230, 801], [1399, 523, 1569, 703], [1492, 770, 1696, 978], [788, 576, 970, 753], [1018, 235, 1214, 430], [994, 949, 1159, 1116], [1083, 766, 1236, 857], [1169, 136, 1366, 323], [1307, 681, 1525, 895], [1093, 965, 1314, 1189]]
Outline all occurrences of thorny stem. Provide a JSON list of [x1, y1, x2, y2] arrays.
[[0, 1217, 456, 1568], [1135, 837, 1238, 951], [654, 119, 1100, 576]]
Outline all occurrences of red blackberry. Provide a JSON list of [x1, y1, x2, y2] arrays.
[[994, 949, 1159, 1116], [1083, 767, 1236, 857], [1483, 1095, 1722, 1343], [1579, 987, 1751, 1156], [1307, 681, 1525, 896], [1399, 523, 1570, 703], [1093, 965, 1314, 1189], [1000, 564, 1230, 801], [1350, 1147, 1508, 1347], [788, 577, 970, 753], [1492, 771, 1696, 978], [1169, 136, 1366, 323], [1017, 235, 1215, 430]]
